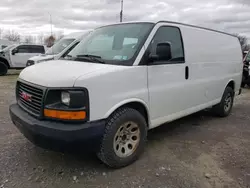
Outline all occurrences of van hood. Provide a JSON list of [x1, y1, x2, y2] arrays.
[[29, 54, 55, 62], [19, 60, 121, 87]]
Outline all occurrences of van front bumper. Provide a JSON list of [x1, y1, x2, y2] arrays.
[[9, 103, 105, 151]]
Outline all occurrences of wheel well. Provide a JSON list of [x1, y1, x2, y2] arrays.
[[119, 102, 149, 126], [227, 81, 235, 91], [0, 57, 10, 68]]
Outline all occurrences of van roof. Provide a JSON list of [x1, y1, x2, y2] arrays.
[[97, 21, 236, 38]]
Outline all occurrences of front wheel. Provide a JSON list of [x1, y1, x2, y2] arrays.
[[241, 76, 246, 87], [97, 107, 147, 168], [0, 62, 8, 76], [212, 87, 234, 117]]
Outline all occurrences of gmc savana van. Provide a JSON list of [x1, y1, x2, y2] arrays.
[[9, 21, 243, 168]]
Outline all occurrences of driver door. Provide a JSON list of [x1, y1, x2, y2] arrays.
[[147, 26, 193, 126]]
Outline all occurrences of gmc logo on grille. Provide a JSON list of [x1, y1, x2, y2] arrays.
[[21, 91, 32, 102]]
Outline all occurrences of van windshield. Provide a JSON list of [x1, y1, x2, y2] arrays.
[[46, 38, 75, 55], [67, 23, 154, 65]]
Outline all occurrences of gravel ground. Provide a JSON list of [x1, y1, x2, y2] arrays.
[[1, 70, 250, 188]]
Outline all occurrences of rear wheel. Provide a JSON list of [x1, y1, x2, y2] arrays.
[[0, 62, 8, 76], [212, 86, 234, 117], [97, 107, 147, 168], [241, 73, 247, 87]]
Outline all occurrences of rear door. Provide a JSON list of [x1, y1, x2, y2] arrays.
[[146, 25, 193, 127], [30, 45, 45, 55]]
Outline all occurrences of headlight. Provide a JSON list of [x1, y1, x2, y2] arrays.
[[61, 91, 70, 106], [44, 89, 89, 121], [26, 60, 35, 67]]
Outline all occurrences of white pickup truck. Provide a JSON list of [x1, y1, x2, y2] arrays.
[[0, 44, 46, 75], [26, 31, 92, 67]]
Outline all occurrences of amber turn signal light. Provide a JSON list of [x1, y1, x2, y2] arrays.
[[44, 109, 86, 120]]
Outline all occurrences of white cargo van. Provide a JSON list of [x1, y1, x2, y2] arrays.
[[9, 21, 242, 168], [26, 31, 92, 67]]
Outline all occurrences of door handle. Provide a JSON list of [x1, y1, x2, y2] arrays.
[[185, 66, 189, 80]]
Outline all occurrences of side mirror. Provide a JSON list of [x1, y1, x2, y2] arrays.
[[12, 48, 18, 55], [149, 42, 172, 63], [148, 54, 159, 62], [156, 42, 172, 60]]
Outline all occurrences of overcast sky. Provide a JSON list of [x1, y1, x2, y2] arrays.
[[0, 0, 250, 39]]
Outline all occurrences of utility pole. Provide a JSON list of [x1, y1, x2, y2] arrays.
[[120, 0, 123, 22], [48, 12, 54, 50], [49, 13, 53, 36]]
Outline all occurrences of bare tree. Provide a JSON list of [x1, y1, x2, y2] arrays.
[[24, 35, 34, 44], [234, 33, 250, 53], [4, 30, 20, 42], [44, 35, 56, 47], [38, 33, 44, 44]]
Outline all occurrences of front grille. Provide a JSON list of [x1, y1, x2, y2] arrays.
[[26, 60, 35, 67], [17, 81, 44, 117]]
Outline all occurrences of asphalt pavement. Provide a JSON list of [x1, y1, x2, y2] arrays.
[[1, 71, 250, 188]]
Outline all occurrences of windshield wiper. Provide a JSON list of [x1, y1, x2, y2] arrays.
[[76, 54, 105, 64]]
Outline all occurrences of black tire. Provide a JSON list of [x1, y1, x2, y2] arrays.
[[0, 62, 8, 76], [247, 83, 250, 88], [212, 86, 234, 117], [97, 107, 147, 168], [241, 74, 247, 88]]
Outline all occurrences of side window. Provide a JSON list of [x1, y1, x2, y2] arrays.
[[149, 26, 185, 64], [17, 45, 31, 53], [30, 46, 45, 53], [62, 42, 80, 57]]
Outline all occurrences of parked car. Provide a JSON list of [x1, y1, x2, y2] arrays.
[[9, 21, 242, 168], [242, 50, 250, 87], [26, 31, 92, 67], [0, 44, 46, 76]]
